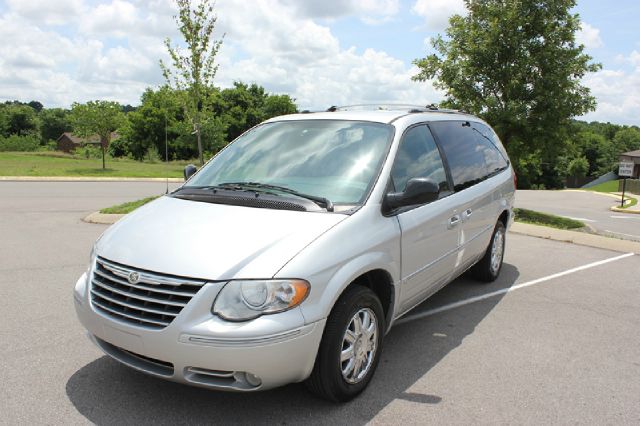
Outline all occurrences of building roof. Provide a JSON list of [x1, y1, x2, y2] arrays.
[[622, 149, 640, 158], [56, 132, 119, 144]]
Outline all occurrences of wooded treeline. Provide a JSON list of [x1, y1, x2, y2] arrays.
[[0, 81, 296, 162]]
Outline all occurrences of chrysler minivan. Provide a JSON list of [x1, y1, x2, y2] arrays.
[[74, 106, 515, 401]]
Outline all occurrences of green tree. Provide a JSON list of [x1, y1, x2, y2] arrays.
[[613, 127, 640, 154], [0, 103, 39, 137], [567, 156, 589, 177], [577, 131, 615, 176], [263, 94, 298, 118], [70, 101, 125, 169], [413, 0, 601, 187], [121, 88, 181, 160], [39, 108, 72, 143], [28, 100, 44, 112], [121, 86, 227, 161], [214, 82, 297, 142], [160, 0, 224, 165]]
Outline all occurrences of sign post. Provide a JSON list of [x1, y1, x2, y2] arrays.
[[618, 162, 634, 207]]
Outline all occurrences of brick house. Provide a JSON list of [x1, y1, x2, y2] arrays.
[[619, 149, 640, 179], [56, 132, 119, 153]]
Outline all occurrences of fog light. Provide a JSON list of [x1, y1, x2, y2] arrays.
[[245, 372, 262, 387]]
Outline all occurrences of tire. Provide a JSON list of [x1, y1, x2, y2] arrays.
[[472, 220, 506, 282], [305, 285, 385, 402]]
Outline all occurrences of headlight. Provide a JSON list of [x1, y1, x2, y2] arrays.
[[212, 279, 310, 321], [88, 244, 96, 269], [75, 244, 97, 303]]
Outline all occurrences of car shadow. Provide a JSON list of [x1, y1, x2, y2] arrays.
[[66, 263, 519, 425]]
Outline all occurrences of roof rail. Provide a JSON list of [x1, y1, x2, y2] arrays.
[[324, 104, 470, 115]]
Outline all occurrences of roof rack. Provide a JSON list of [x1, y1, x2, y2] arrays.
[[324, 104, 469, 114]]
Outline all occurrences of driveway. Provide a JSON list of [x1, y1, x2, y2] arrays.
[[1, 181, 639, 424], [516, 189, 640, 242]]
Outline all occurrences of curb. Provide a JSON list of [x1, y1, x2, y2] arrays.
[[509, 222, 640, 254], [610, 206, 640, 214], [562, 189, 640, 214], [1, 176, 183, 182], [83, 212, 126, 224], [608, 192, 640, 214]]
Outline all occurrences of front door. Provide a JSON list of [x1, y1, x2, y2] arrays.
[[390, 125, 460, 313]]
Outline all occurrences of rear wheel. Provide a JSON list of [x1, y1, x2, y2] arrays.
[[305, 285, 384, 402], [472, 220, 506, 282]]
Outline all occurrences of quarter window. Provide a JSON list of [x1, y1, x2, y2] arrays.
[[391, 125, 449, 196], [471, 122, 509, 174], [429, 121, 508, 192]]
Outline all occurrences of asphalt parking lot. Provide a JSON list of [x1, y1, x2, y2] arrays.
[[516, 189, 640, 242], [1, 181, 639, 425]]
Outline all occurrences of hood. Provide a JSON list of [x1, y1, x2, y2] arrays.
[[96, 196, 347, 280]]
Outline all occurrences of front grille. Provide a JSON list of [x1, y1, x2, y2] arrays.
[[90, 257, 206, 329]]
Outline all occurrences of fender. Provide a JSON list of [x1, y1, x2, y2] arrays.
[[273, 204, 402, 328], [297, 250, 401, 330]]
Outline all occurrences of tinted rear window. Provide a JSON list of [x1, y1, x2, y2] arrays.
[[429, 121, 508, 192]]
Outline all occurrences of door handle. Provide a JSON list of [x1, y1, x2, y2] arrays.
[[448, 215, 461, 229]]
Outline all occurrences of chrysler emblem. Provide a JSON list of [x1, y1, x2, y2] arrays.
[[128, 271, 140, 284]]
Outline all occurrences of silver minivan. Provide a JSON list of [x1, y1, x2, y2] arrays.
[[74, 106, 515, 401]]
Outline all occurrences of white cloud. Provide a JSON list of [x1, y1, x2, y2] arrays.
[[625, 50, 640, 67], [212, 0, 440, 109], [580, 52, 640, 125], [79, 0, 178, 38], [0, 0, 442, 110], [411, 0, 466, 31], [281, 0, 399, 23], [576, 22, 604, 49], [79, 0, 139, 38], [5, 0, 85, 25]]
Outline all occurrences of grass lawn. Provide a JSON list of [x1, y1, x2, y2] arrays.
[[584, 179, 638, 208], [0, 152, 193, 178], [586, 179, 620, 193], [514, 208, 586, 230], [100, 196, 160, 214]]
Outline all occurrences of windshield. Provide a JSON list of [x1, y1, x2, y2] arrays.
[[186, 120, 394, 206]]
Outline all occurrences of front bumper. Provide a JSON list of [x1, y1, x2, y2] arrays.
[[73, 273, 326, 391]]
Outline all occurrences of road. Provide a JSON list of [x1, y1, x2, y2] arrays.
[[1, 181, 639, 424], [516, 189, 640, 242]]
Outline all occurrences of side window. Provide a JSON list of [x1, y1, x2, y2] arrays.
[[429, 121, 494, 191], [471, 122, 509, 174], [391, 125, 449, 195]]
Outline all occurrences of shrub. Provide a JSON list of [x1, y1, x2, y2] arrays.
[[109, 137, 130, 158], [0, 134, 40, 151], [145, 146, 161, 163], [530, 183, 546, 190], [74, 144, 103, 159], [568, 156, 589, 177], [37, 140, 58, 152]]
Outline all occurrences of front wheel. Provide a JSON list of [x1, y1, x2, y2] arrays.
[[472, 220, 506, 282], [305, 285, 384, 402]]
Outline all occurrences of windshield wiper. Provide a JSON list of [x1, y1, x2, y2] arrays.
[[218, 181, 334, 212], [173, 184, 247, 194]]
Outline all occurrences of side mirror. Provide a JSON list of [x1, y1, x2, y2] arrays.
[[385, 177, 439, 210], [183, 164, 197, 181]]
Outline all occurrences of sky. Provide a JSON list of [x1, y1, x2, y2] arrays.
[[0, 0, 639, 125]]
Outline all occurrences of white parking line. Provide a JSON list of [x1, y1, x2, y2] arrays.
[[396, 252, 635, 325], [610, 215, 640, 220], [565, 217, 596, 222], [604, 230, 640, 239]]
